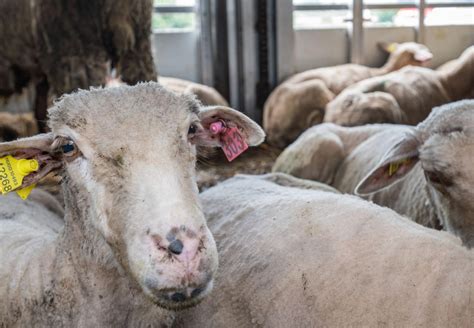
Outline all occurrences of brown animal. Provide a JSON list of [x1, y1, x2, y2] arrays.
[[0, 112, 37, 141], [263, 42, 433, 148], [324, 46, 474, 126], [0, 0, 157, 130]]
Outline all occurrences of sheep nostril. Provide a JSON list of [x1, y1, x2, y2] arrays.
[[168, 239, 184, 255], [170, 292, 187, 303], [191, 287, 205, 298]]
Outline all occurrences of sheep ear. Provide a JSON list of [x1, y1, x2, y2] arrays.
[[378, 42, 398, 53], [413, 48, 433, 62], [194, 106, 265, 148], [0, 133, 55, 155], [355, 132, 420, 195], [0, 133, 63, 190]]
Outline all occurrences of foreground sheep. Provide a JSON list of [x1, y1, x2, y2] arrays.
[[0, 0, 157, 129], [0, 83, 264, 326], [175, 174, 474, 327], [324, 46, 474, 126], [274, 100, 474, 247], [263, 42, 433, 147]]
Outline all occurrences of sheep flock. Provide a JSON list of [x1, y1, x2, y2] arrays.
[[0, 3, 473, 326]]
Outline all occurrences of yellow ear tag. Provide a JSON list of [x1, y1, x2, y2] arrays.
[[387, 43, 397, 53], [0, 155, 39, 200], [388, 158, 411, 177]]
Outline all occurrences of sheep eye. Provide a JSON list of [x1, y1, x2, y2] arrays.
[[425, 171, 441, 184], [424, 170, 453, 188], [57, 139, 79, 158], [188, 124, 198, 135]]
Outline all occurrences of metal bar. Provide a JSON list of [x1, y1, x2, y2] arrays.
[[350, 0, 364, 64], [276, 0, 295, 82], [212, 0, 230, 101], [198, 0, 214, 85], [293, 2, 474, 11], [293, 4, 349, 11], [425, 2, 474, 7], [154, 6, 196, 13], [226, 0, 242, 109], [365, 3, 417, 9], [417, 0, 426, 43]]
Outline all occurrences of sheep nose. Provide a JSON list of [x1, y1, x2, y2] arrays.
[[168, 239, 184, 255]]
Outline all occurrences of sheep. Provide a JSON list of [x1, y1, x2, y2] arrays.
[[274, 100, 474, 247], [263, 42, 433, 148], [174, 173, 474, 327], [159, 77, 229, 107], [0, 82, 265, 326], [0, 112, 38, 142], [0, 0, 157, 130], [107, 76, 229, 106], [324, 46, 474, 126]]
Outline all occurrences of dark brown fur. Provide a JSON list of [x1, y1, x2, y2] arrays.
[[0, 0, 157, 129]]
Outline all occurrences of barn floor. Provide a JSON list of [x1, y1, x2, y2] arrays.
[[196, 143, 281, 191]]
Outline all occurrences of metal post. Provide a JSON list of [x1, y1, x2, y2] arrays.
[[226, 0, 242, 109], [350, 0, 364, 64], [275, 0, 294, 82], [198, 0, 214, 86], [417, 0, 426, 44]]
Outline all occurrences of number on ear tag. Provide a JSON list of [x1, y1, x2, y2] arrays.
[[221, 127, 249, 162]]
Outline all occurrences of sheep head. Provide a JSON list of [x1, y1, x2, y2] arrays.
[[379, 42, 433, 70], [0, 83, 265, 308], [356, 100, 474, 248]]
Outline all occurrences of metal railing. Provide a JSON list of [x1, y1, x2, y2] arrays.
[[293, 1, 474, 10], [154, 5, 196, 13], [293, 0, 474, 63]]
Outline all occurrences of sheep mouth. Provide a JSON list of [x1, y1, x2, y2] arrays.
[[145, 281, 213, 310], [153, 294, 205, 311]]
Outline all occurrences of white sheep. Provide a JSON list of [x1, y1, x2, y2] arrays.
[[175, 173, 474, 327], [324, 46, 474, 126], [274, 100, 474, 247], [107, 76, 229, 106], [0, 82, 264, 326], [263, 42, 433, 147]]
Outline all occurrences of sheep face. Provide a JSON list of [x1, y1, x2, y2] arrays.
[[356, 100, 474, 247], [0, 83, 265, 309], [380, 42, 433, 69], [420, 130, 474, 247]]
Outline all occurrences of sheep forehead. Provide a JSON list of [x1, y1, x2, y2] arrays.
[[418, 100, 474, 136], [48, 83, 199, 152]]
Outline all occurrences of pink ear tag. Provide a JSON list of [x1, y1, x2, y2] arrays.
[[209, 121, 248, 162]]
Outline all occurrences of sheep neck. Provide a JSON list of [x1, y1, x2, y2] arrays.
[[437, 53, 474, 101], [49, 179, 174, 326], [372, 56, 407, 76]]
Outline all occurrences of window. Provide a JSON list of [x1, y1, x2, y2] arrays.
[[293, 1, 351, 29], [153, 0, 197, 32], [293, 0, 474, 29]]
